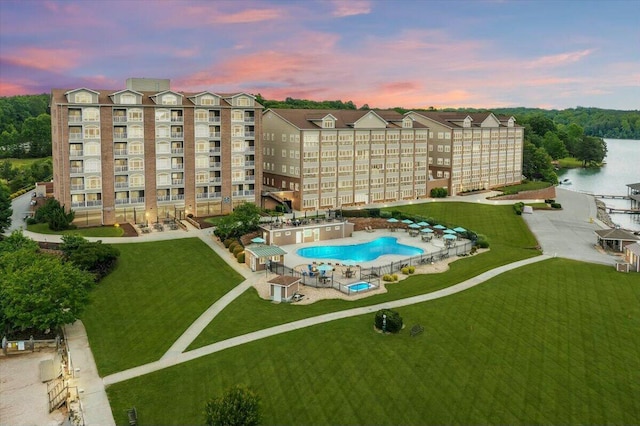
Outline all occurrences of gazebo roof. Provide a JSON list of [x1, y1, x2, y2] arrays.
[[626, 182, 640, 191], [268, 275, 301, 287], [245, 244, 287, 257], [595, 228, 640, 241]]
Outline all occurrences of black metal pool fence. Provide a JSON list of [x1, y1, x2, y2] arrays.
[[268, 240, 473, 294]]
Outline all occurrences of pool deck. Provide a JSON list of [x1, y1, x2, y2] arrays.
[[280, 227, 456, 271]]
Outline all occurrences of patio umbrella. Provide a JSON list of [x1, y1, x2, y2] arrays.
[[444, 234, 457, 240], [416, 221, 430, 227], [317, 264, 333, 275], [387, 218, 399, 223], [453, 227, 467, 233], [420, 228, 434, 233], [251, 237, 266, 244], [433, 224, 446, 230], [443, 229, 457, 234], [409, 223, 421, 229], [401, 219, 414, 224]]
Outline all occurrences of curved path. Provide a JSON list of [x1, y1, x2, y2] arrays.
[[104, 254, 550, 386]]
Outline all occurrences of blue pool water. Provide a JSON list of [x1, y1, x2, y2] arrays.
[[348, 282, 373, 292], [296, 237, 423, 262]]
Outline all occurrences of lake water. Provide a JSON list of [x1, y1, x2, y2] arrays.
[[557, 138, 640, 231]]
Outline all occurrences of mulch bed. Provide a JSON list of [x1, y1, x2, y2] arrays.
[[119, 222, 139, 237]]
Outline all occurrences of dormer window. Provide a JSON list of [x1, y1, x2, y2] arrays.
[[201, 96, 215, 106], [402, 118, 413, 128], [75, 92, 92, 103], [508, 117, 515, 128], [463, 116, 472, 128], [236, 96, 250, 107], [323, 118, 335, 128], [121, 94, 136, 104], [162, 94, 177, 105]]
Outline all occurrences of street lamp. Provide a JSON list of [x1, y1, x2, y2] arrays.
[[382, 314, 387, 333]]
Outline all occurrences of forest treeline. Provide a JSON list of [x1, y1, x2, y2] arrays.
[[1, 94, 637, 162]]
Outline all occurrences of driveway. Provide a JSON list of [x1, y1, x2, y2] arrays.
[[522, 188, 618, 265]]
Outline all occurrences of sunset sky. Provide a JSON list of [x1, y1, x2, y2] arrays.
[[1, 0, 638, 110]]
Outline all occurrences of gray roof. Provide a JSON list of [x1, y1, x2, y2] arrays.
[[264, 109, 428, 130], [626, 242, 640, 256], [627, 182, 640, 191], [595, 228, 640, 241], [245, 244, 287, 257]]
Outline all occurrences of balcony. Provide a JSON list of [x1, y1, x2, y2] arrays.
[[130, 197, 145, 204], [114, 149, 128, 156], [171, 148, 184, 154], [157, 195, 171, 202], [171, 179, 184, 185], [171, 164, 184, 170], [85, 200, 103, 207], [70, 167, 84, 174], [69, 133, 83, 140], [209, 132, 221, 138], [115, 182, 129, 188], [244, 146, 255, 152], [171, 132, 183, 138], [244, 116, 255, 123], [244, 161, 255, 167], [69, 116, 82, 123], [70, 184, 85, 191], [114, 166, 129, 172], [71, 201, 86, 208], [115, 198, 130, 205], [171, 117, 183, 123], [209, 177, 222, 183], [209, 117, 221, 123], [244, 175, 255, 181], [113, 132, 128, 139], [244, 131, 255, 137], [113, 116, 127, 123], [232, 190, 255, 197], [209, 147, 221, 153], [209, 162, 221, 168], [171, 194, 185, 201], [70, 150, 84, 157]]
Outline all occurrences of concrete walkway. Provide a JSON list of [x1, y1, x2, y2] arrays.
[[104, 254, 550, 386], [64, 321, 116, 426]]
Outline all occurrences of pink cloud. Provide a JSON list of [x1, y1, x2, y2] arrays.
[[0, 81, 30, 97], [179, 4, 284, 24], [331, 0, 371, 17], [2, 47, 82, 72], [527, 49, 593, 68]]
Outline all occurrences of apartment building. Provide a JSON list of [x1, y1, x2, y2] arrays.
[[261, 109, 452, 212], [407, 111, 523, 195], [50, 78, 262, 226]]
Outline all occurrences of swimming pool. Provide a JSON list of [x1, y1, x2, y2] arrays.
[[347, 282, 374, 292], [296, 236, 423, 262]]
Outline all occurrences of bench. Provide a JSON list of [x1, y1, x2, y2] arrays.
[[410, 325, 424, 337], [127, 407, 137, 425]]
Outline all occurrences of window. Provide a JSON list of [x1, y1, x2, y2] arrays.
[[75, 92, 92, 103], [323, 119, 335, 128], [128, 109, 143, 121], [129, 125, 143, 138], [282, 165, 287, 173], [236, 96, 250, 106], [162, 94, 177, 105], [84, 126, 100, 139], [201, 96, 215, 106], [231, 110, 244, 121], [156, 110, 170, 122], [83, 108, 99, 121], [437, 145, 443, 152], [282, 149, 287, 157], [121, 93, 136, 104]]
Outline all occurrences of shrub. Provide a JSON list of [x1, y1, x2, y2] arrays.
[[545, 199, 555, 204], [368, 208, 380, 218], [392, 273, 398, 281], [236, 252, 245, 263], [374, 309, 403, 333], [223, 238, 235, 248], [401, 267, 409, 275], [232, 245, 244, 256], [513, 202, 525, 215], [470, 246, 478, 254], [382, 274, 395, 282], [379, 210, 392, 218], [476, 234, 490, 248], [551, 203, 562, 209], [408, 265, 415, 274], [430, 187, 448, 198], [205, 385, 260, 426], [229, 242, 239, 253]]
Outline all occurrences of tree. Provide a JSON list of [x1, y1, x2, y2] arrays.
[[0, 230, 38, 253], [542, 131, 568, 160], [205, 385, 261, 426], [60, 234, 120, 280], [522, 141, 557, 184], [33, 198, 75, 231], [20, 113, 51, 157], [0, 248, 94, 333], [374, 308, 403, 333], [0, 182, 12, 233], [233, 202, 261, 232], [575, 136, 607, 167]]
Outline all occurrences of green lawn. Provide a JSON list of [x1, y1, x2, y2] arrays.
[[27, 222, 125, 237], [493, 181, 552, 194], [106, 259, 640, 425], [2, 156, 52, 168], [190, 202, 539, 348], [81, 238, 244, 376]]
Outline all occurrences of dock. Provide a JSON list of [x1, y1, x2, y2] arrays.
[[595, 194, 630, 200], [607, 207, 640, 214]]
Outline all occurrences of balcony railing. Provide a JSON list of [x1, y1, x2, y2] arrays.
[[70, 184, 84, 191], [69, 133, 83, 140], [70, 167, 83, 173], [85, 200, 103, 207], [245, 146, 255, 152], [209, 162, 221, 168], [244, 116, 255, 123], [232, 190, 255, 196], [209, 147, 221, 153], [197, 192, 221, 199], [171, 117, 183, 122], [171, 132, 184, 138], [209, 117, 221, 123], [68, 116, 82, 123], [171, 194, 185, 201], [157, 195, 171, 202], [244, 175, 255, 181], [114, 166, 129, 172], [70, 150, 83, 157], [114, 149, 128, 156], [209, 132, 221, 138], [113, 133, 128, 139], [115, 198, 130, 205], [244, 161, 255, 167], [171, 164, 184, 170], [113, 116, 127, 123], [171, 179, 184, 185], [171, 148, 184, 154], [244, 131, 255, 137], [130, 197, 145, 204], [115, 182, 129, 188], [209, 177, 222, 183]]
